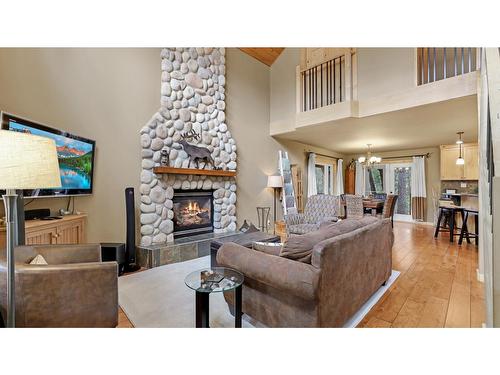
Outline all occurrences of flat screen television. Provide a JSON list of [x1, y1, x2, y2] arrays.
[[1, 112, 96, 197]]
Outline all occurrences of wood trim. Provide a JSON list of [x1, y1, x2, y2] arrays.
[[344, 52, 352, 102], [299, 48, 351, 71], [296, 65, 301, 113], [153, 167, 236, 177], [415, 48, 421, 85], [352, 49, 358, 101], [422, 48, 429, 84]]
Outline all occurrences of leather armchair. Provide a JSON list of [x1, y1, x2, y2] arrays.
[[0, 244, 118, 328]]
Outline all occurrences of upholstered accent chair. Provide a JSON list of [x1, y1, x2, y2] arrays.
[[284, 194, 340, 235], [0, 244, 118, 328], [381, 194, 399, 227], [345, 194, 364, 219]]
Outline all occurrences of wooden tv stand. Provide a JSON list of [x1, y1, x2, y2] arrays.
[[0, 214, 87, 248]]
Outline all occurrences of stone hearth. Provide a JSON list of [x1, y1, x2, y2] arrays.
[[140, 48, 237, 246]]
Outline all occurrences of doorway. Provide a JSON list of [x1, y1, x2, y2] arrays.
[[388, 163, 412, 222]]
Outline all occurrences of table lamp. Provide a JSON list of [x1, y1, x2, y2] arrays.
[[267, 175, 283, 234], [0, 130, 61, 327]]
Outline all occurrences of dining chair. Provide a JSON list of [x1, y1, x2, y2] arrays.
[[381, 194, 398, 227], [345, 194, 364, 219]]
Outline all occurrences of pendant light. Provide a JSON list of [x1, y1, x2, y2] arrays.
[[456, 132, 465, 165]]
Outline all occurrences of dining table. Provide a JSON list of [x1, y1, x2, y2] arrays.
[[341, 198, 385, 216]]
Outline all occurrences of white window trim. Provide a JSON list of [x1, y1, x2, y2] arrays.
[[315, 162, 335, 195]]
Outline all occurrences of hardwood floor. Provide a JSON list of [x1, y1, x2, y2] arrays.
[[117, 222, 486, 328], [358, 222, 485, 328], [118, 307, 133, 328]]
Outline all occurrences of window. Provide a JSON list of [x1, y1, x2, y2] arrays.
[[315, 163, 334, 195], [365, 166, 384, 194]]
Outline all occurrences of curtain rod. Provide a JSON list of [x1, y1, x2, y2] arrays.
[[307, 151, 431, 160], [381, 152, 432, 160], [306, 151, 339, 159]]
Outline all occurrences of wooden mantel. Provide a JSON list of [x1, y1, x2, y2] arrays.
[[152, 166, 236, 177]]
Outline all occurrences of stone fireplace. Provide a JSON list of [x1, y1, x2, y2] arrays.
[[172, 190, 213, 238], [139, 48, 237, 246]]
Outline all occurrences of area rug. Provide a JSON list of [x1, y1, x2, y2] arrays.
[[118, 256, 399, 328]]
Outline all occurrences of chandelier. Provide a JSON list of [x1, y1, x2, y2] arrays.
[[358, 144, 382, 166]]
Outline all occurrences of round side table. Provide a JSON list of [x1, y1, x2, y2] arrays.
[[185, 267, 244, 328]]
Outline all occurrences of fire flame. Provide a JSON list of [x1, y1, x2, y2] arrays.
[[187, 201, 200, 212]]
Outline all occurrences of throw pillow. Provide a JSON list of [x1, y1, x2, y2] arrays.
[[29, 254, 48, 265], [280, 216, 379, 263], [253, 241, 283, 257]]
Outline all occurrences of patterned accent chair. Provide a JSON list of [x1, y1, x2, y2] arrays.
[[345, 194, 364, 219], [381, 194, 398, 227], [284, 194, 340, 235]]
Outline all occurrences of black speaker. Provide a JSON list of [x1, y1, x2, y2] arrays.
[[124, 187, 140, 273], [15, 190, 25, 246]]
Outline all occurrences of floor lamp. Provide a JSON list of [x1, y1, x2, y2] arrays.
[[267, 175, 283, 234], [0, 130, 61, 328]]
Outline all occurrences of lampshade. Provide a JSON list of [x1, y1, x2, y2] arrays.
[[0, 130, 62, 189], [267, 175, 283, 188]]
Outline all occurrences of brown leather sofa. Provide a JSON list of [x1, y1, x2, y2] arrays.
[[217, 218, 393, 327], [0, 244, 118, 328]]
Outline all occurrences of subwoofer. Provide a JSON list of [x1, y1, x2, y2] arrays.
[[124, 187, 140, 273]]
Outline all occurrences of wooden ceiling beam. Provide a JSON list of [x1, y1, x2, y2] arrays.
[[239, 48, 284, 66]]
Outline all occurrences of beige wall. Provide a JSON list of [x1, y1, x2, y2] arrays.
[[270, 48, 301, 134], [0, 47, 330, 240], [344, 146, 440, 223], [0, 48, 160, 243], [356, 48, 416, 100], [225, 48, 279, 224]]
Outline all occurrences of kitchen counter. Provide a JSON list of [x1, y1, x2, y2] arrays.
[[441, 193, 478, 210], [442, 193, 478, 197]]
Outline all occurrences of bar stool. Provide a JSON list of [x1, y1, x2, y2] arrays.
[[434, 206, 465, 243], [458, 208, 479, 245]]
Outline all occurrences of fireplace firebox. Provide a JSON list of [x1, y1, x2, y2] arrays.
[[172, 190, 214, 238]]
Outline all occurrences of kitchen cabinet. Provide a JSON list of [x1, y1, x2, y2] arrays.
[[440, 143, 478, 180]]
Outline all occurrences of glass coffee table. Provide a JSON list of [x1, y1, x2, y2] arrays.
[[185, 267, 244, 328]]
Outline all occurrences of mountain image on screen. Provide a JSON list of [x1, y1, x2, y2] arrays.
[[9, 121, 94, 190]]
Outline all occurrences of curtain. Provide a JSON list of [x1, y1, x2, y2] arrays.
[[335, 159, 344, 195], [354, 161, 365, 196], [307, 152, 317, 197], [411, 156, 427, 221], [384, 164, 391, 193]]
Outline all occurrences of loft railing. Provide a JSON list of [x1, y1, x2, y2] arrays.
[[297, 49, 355, 113], [300, 56, 344, 111], [417, 47, 479, 85]]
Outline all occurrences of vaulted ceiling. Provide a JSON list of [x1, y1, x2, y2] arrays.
[[239, 48, 284, 66]]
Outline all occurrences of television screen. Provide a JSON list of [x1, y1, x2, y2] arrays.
[[1, 113, 96, 197]]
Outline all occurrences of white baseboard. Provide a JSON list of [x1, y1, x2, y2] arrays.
[[477, 269, 485, 283], [397, 220, 434, 226]]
